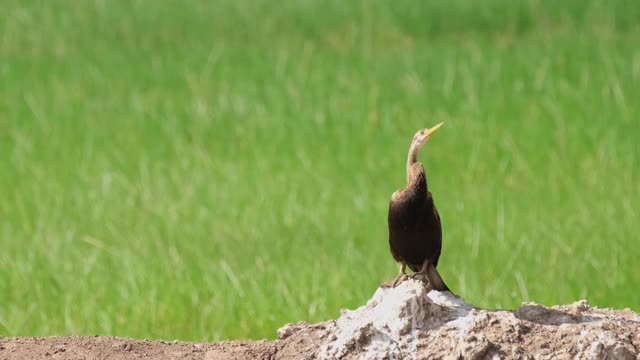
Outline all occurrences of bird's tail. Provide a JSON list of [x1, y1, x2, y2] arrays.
[[427, 263, 450, 292]]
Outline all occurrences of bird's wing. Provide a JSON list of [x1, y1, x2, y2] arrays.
[[426, 191, 443, 267], [388, 188, 428, 262]]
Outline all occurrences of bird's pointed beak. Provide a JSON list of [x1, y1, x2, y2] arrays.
[[424, 122, 444, 137]]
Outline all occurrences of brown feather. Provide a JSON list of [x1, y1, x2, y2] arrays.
[[388, 162, 448, 289]]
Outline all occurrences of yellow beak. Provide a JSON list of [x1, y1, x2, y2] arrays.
[[424, 122, 444, 137]]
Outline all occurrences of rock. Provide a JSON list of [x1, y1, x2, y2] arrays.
[[277, 321, 310, 340], [276, 279, 640, 359], [315, 280, 472, 359]]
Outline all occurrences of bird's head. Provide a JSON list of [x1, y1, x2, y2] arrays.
[[412, 122, 444, 149]]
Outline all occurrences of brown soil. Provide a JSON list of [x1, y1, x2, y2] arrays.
[[0, 336, 280, 360], [0, 324, 327, 359]]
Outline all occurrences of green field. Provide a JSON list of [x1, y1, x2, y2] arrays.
[[1, 0, 639, 341]]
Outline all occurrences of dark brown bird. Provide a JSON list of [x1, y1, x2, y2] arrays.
[[387, 123, 450, 291]]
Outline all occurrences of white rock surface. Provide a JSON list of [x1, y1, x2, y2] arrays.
[[277, 279, 640, 359]]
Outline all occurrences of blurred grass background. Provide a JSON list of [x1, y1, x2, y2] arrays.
[[1, 0, 639, 341]]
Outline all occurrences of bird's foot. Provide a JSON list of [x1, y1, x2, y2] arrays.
[[407, 272, 434, 289], [407, 272, 426, 281], [381, 274, 410, 288]]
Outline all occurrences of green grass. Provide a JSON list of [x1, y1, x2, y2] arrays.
[[1, 0, 639, 341]]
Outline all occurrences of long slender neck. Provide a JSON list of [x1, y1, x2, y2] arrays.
[[406, 142, 421, 184]]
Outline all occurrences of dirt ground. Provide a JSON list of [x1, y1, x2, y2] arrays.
[[0, 335, 281, 360], [0, 323, 327, 360], [2, 280, 639, 359]]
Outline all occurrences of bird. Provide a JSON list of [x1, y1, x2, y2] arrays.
[[385, 123, 450, 292]]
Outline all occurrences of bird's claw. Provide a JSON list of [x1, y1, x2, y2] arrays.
[[381, 274, 410, 288], [407, 272, 428, 282], [392, 274, 410, 287], [408, 272, 438, 292]]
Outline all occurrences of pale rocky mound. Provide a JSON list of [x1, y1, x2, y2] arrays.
[[277, 279, 640, 359], [2, 279, 639, 359]]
